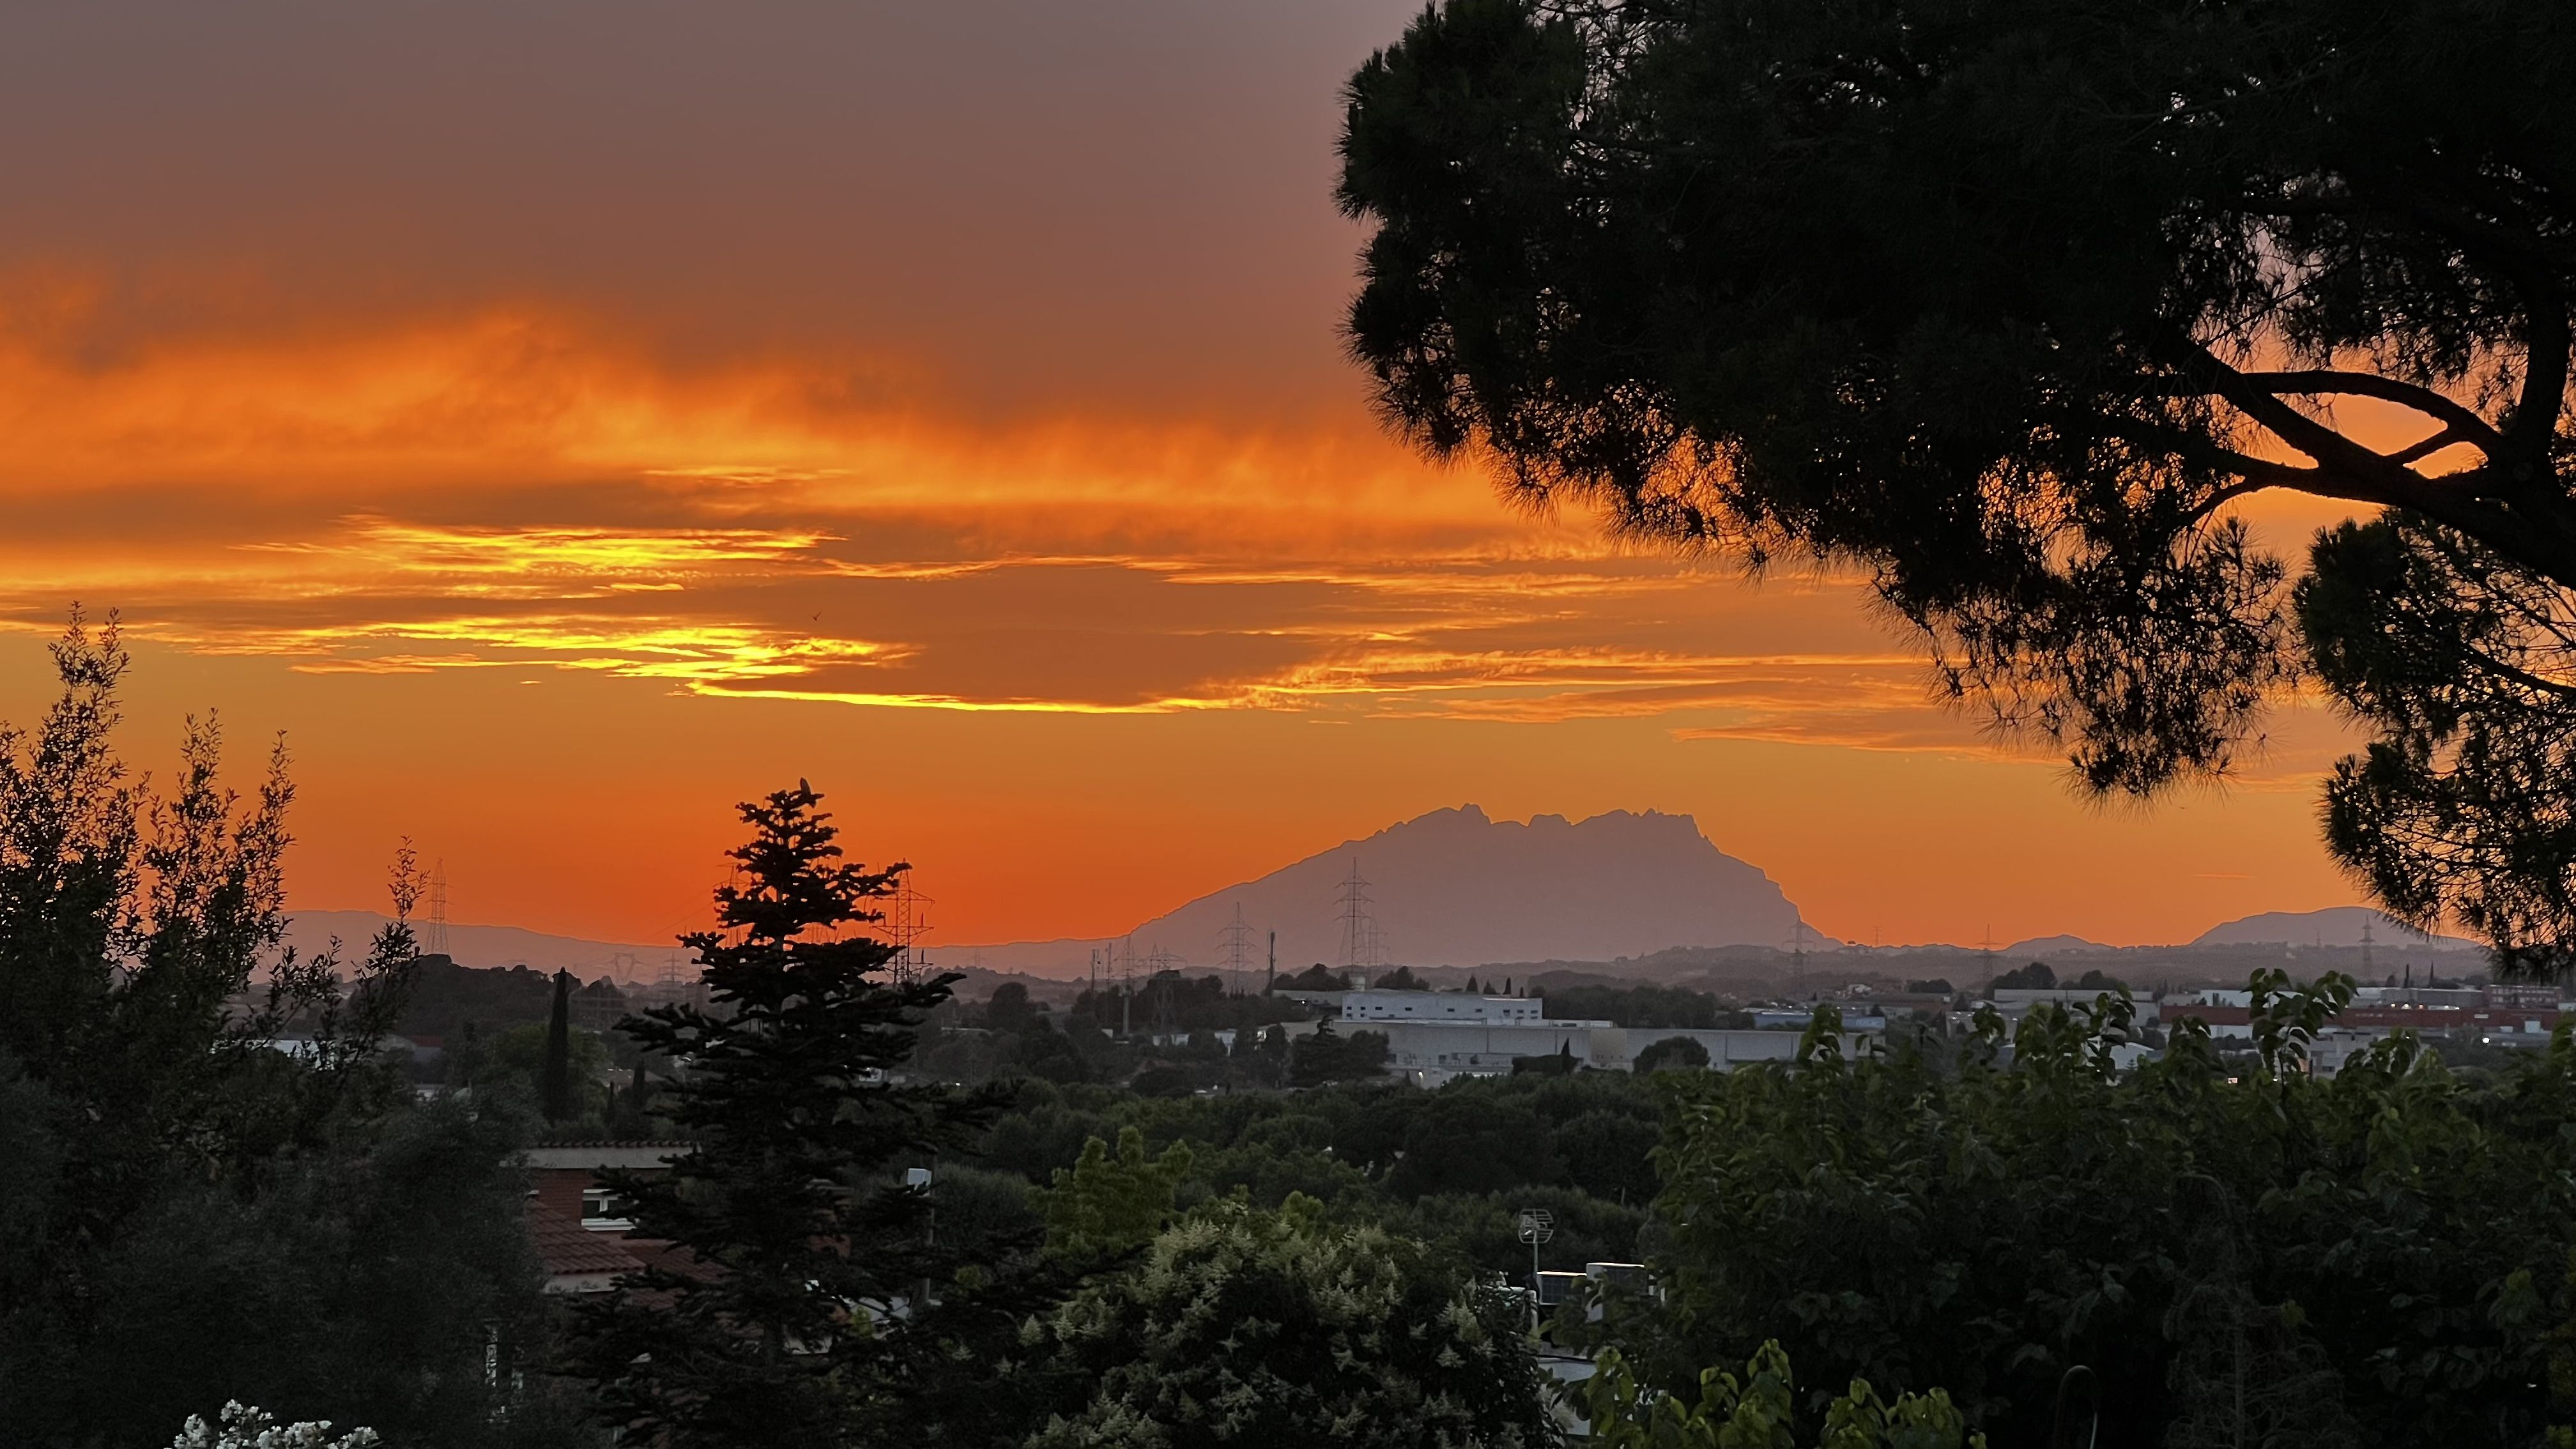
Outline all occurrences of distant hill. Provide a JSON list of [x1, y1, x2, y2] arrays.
[[283, 909, 674, 980], [2006, 934, 2113, 956], [951, 804, 1807, 977], [2191, 906, 2481, 951]]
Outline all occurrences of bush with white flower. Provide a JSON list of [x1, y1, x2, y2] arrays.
[[169, 1402, 378, 1449]]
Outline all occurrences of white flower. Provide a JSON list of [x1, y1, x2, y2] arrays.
[[169, 1402, 379, 1449]]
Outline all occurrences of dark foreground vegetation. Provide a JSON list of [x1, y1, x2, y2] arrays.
[[6, 625, 2576, 1449]]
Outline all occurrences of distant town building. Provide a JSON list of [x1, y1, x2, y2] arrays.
[[2163, 980, 2565, 1075]]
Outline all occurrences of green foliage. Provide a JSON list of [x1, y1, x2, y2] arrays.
[[0, 617, 538, 1448], [1991, 963, 2127, 994], [1646, 975, 2576, 1446], [1278, 963, 1352, 992], [450, 1019, 612, 1121], [1373, 1183, 1648, 1285], [62, 1098, 542, 1448], [2303, 514, 2576, 974], [1547, 983, 1737, 1029], [392, 957, 562, 1040], [1028, 1200, 1560, 1449], [539, 969, 573, 1120], [983, 979, 1035, 1029], [1636, 1036, 1712, 1073], [974, 1072, 1664, 1279], [1338, 0, 2576, 970], [1289, 1020, 1391, 1086], [1584, 1342, 1984, 1449], [1039, 1126, 1194, 1258], [1385, 1087, 1565, 1197], [567, 783, 1004, 1449], [917, 1162, 1043, 1267]]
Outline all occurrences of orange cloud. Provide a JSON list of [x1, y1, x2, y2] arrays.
[[0, 278, 2379, 953]]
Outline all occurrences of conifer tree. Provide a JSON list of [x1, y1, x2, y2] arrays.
[[568, 781, 998, 1449], [539, 970, 572, 1122]]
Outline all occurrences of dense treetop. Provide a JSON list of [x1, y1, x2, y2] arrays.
[[1339, 0, 2576, 971]]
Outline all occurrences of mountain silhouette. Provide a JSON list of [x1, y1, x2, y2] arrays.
[[958, 804, 1807, 976], [282, 909, 676, 979], [2191, 906, 2480, 951]]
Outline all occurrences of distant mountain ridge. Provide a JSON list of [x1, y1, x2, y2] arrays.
[[953, 804, 1809, 977], [2191, 906, 2481, 951], [283, 910, 675, 979], [2006, 933, 2113, 956], [290, 873, 2488, 990]]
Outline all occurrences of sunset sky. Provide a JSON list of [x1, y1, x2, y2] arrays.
[[0, 1, 2375, 955]]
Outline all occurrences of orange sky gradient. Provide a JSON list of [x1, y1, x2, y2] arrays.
[[0, 1, 2386, 956]]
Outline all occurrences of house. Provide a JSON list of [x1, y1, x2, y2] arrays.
[[522, 1140, 688, 1294], [526, 1199, 644, 1295]]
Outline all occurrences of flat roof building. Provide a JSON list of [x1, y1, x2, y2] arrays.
[[1339, 990, 1546, 1025]]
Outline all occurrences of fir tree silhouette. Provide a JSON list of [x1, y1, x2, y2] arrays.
[[569, 781, 1004, 1448]]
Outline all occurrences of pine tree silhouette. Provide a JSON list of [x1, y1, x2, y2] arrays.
[[569, 781, 1004, 1448]]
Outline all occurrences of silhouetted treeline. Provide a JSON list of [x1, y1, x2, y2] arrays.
[[1540, 981, 1752, 1029]]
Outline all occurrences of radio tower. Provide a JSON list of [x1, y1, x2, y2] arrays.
[[887, 871, 934, 986], [1220, 905, 1257, 997], [1336, 861, 1374, 974], [1786, 920, 1807, 1000], [426, 861, 450, 959]]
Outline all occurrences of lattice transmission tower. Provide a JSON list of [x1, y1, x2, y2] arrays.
[[1219, 904, 1257, 997], [887, 873, 935, 986], [1335, 860, 1376, 974], [426, 861, 450, 959]]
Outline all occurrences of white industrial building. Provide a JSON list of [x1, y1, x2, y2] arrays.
[[1319, 992, 1870, 1086], [1338, 989, 1547, 1024]]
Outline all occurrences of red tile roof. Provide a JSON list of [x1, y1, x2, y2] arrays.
[[526, 1200, 645, 1280]]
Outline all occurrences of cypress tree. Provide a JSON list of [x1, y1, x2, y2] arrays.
[[539, 969, 573, 1121], [569, 781, 1001, 1448]]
